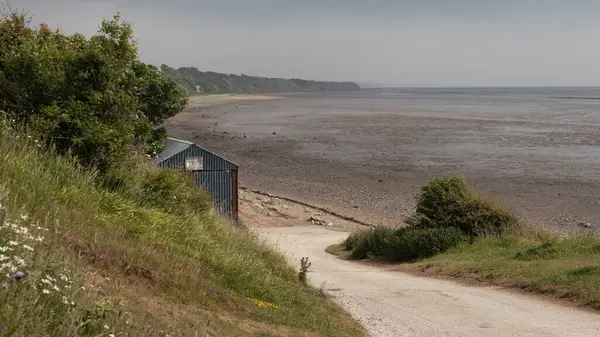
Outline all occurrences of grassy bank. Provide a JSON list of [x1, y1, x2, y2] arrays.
[[0, 124, 365, 336], [408, 234, 600, 309], [336, 175, 600, 310]]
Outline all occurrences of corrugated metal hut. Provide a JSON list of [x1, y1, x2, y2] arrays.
[[155, 137, 239, 220]]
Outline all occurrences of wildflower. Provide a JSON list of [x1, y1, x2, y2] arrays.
[[0, 247, 11, 253], [62, 296, 69, 305], [80, 286, 85, 291], [0, 255, 8, 262], [104, 325, 109, 330], [13, 257, 25, 266], [60, 274, 69, 282], [40, 278, 52, 285], [20, 214, 28, 221], [52, 284, 61, 292], [109, 334, 115, 337], [12, 271, 27, 281], [35, 236, 44, 242], [8, 241, 18, 246], [42, 289, 51, 294], [45, 275, 56, 282], [71, 301, 75, 306], [22, 244, 34, 252]]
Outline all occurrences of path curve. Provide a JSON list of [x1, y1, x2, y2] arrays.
[[258, 226, 600, 337]]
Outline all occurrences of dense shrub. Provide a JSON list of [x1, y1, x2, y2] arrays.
[[345, 226, 466, 262], [343, 175, 519, 263], [138, 169, 211, 215], [407, 175, 518, 236], [0, 12, 187, 175]]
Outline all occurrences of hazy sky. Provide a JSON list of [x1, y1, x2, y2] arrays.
[[16, 0, 600, 87]]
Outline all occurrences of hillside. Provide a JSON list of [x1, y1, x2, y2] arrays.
[[160, 65, 361, 95], [0, 10, 365, 337]]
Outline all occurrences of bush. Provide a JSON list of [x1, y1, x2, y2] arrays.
[[0, 12, 187, 175], [138, 168, 211, 215], [343, 175, 519, 263], [407, 175, 518, 236], [344, 226, 466, 262]]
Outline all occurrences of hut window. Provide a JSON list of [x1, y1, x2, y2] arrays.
[[185, 156, 203, 171]]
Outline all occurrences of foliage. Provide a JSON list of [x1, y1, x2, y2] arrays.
[[160, 64, 361, 95], [343, 175, 518, 263], [0, 11, 187, 174], [344, 226, 466, 262], [138, 168, 212, 216], [298, 257, 312, 285], [407, 175, 519, 236]]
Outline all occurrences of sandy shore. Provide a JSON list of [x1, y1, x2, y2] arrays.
[[166, 92, 600, 235]]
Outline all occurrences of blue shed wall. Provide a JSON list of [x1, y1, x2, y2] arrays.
[[157, 143, 238, 219]]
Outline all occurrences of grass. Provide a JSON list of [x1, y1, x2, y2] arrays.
[[0, 123, 366, 336], [408, 234, 600, 309]]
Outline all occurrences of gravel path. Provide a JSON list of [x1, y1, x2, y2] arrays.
[[258, 225, 600, 337]]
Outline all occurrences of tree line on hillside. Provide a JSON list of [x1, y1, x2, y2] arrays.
[[160, 65, 360, 95]]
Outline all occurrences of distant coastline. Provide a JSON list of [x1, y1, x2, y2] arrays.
[[160, 64, 360, 95]]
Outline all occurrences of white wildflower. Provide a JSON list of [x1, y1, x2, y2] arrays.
[[0, 262, 13, 271], [45, 275, 56, 282], [27, 135, 32, 139], [60, 274, 69, 282], [36, 226, 48, 231], [0, 247, 11, 252], [13, 256, 25, 266], [22, 244, 34, 252], [35, 236, 44, 242], [62, 296, 69, 304], [104, 325, 110, 330], [15, 226, 28, 235], [80, 286, 86, 291], [71, 300, 75, 306], [20, 214, 28, 221], [0, 255, 8, 262], [109, 334, 115, 337], [8, 241, 18, 246], [52, 284, 60, 292], [42, 289, 51, 294]]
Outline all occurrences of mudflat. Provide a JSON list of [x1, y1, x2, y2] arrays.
[[165, 88, 600, 234]]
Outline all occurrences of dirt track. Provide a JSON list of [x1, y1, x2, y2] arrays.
[[258, 224, 600, 337]]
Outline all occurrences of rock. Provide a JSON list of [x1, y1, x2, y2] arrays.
[[378, 179, 383, 183], [282, 205, 290, 210], [327, 222, 334, 227], [307, 217, 326, 226], [272, 132, 277, 135], [579, 222, 593, 228]]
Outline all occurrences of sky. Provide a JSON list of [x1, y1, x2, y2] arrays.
[[16, 0, 600, 87]]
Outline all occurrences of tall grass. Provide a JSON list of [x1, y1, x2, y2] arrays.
[[0, 122, 365, 336]]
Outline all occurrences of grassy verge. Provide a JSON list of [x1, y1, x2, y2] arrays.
[[336, 175, 600, 311], [0, 124, 365, 336], [408, 234, 600, 309]]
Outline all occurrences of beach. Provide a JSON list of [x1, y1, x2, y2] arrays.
[[166, 89, 600, 235]]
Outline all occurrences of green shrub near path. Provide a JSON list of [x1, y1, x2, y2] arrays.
[[342, 175, 518, 263]]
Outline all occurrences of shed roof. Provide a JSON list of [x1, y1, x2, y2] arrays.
[[155, 137, 192, 163], [155, 137, 238, 167]]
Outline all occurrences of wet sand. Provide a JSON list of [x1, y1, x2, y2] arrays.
[[165, 90, 600, 235]]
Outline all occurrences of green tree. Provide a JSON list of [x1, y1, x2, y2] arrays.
[[0, 11, 187, 173]]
